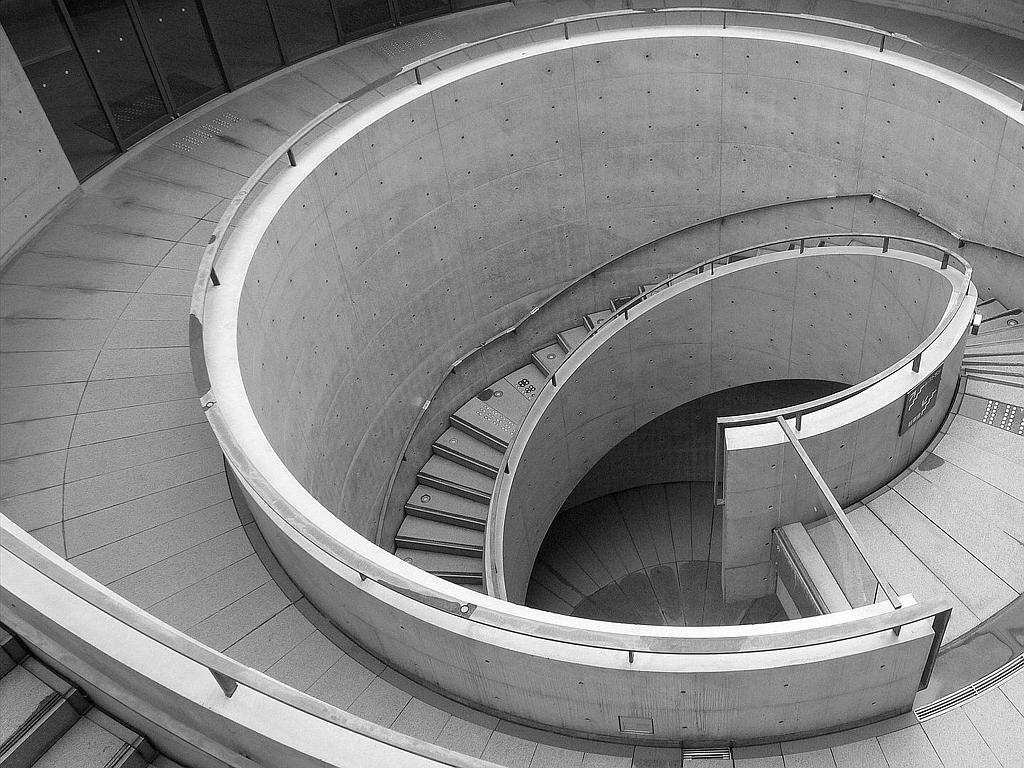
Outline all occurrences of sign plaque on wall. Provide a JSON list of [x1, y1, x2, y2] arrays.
[[899, 364, 943, 435]]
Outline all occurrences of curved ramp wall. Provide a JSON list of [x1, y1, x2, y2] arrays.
[[227, 28, 1024, 545], [199, 23, 1004, 746], [493, 247, 965, 603]]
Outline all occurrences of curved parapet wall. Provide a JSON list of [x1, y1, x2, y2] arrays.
[[195, 23, 1003, 745], [490, 246, 971, 604]]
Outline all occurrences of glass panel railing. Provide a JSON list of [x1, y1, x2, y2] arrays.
[[775, 416, 901, 612]]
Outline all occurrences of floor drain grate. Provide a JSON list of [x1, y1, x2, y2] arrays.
[[915, 653, 1024, 722], [170, 112, 242, 152], [682, 747, 732, 760]]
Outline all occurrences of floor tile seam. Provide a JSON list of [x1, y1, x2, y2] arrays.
[[175, 572, 286, 635], [959, 694, 1019, 766], [861, 499, 983, 628], [303, 653, 378, 709], [0, 336, 188, 356], [96, 522, 247, 589], [62, 460, 228, 521], [65, 493, 240, 561], [75, 394, 201, 418], [64, 429, 219, 481], [931, 439, 1024, 504], [889, 485, 1020, 596], [67, 413, 210, 450], [68, 503, 241, 571], [63, 443, 221, 483], [222, 604, 321, 673], [151, 558, 273, 623]]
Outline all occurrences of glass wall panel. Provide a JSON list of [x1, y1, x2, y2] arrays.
[[0, 0, 118, 177], [394, 0, 448, 22], [134, 0, 226, 112], [62, 0, 171, 140], [270, 0, 337, 61], [334, 0, 393, 38], [201, 0, 283, 86]]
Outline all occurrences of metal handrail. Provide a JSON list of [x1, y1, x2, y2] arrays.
[[184, 8, 992, 686], [485, 234, 972, 596], [775, 416, 903, 611]]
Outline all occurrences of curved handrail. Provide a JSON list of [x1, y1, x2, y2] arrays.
[[484, 235, 972, 598], [185, 9, 997, 707], [183, 6, 1021, 546], [0, 516, 493, 768]]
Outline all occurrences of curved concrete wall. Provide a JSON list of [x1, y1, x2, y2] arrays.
[[233, 29, 1023, 546], [497, 248, 959, 603]]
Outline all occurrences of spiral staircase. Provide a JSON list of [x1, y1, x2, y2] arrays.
[[2, 1, 1024, 766]]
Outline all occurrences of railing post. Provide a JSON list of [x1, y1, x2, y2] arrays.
[[879, 34, 886, 52], [912, 353, 922, 372], [941, 253, 950, 270], [286, 147, 296, 167], [794, 413, 802, 431], [882, 236, 890, 253], [799, 238, 805, 253], [563, 22, 569, 40], [414, 66, 422, 85], [210, 669, 238, 697]]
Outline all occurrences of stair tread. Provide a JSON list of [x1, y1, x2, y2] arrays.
[[396, 517, 485, 551], [962, 364, 1024, 378], [778, 523, 852, 613], [977, 298, 1008, 319], [965, 377, 1024, 408], [433, 427, 503, 476], [556, 325, 590, 353], [0, 666, 55, 745], [979, 313, 1021, 333], [450, 377, 533, 449], [966, 326, 1024, 348], [405, 484, 488, 529], [420, 456, 493, 496], [395, 548, 483, 580], [501, 363, 546, 403], [584, 310, 614, 331], [532, 343, 567, 376], [34, 717, 132, 768]]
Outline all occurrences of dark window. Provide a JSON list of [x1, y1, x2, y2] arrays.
[[62, 0, 171, 141], [202, 0, 283, 86], [394, 0, 448, 24], [134, 0, 227, 113], [334, 0, 393, 38], [0, 0, 119, 178], [269, 0, 338, 61]]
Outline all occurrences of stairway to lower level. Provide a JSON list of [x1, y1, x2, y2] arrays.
[[772, 317, 1024, 639], [395, 282, 664, 589], [0, 625, 181, 768]]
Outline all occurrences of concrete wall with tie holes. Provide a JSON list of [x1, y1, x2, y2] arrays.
[[232, 29, 1023, 553]]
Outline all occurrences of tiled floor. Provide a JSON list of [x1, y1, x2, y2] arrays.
[[2, 1, 1023, 766]]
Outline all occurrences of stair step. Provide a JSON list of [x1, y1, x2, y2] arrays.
[[556, 325, 590, 353], [396, 517, 485, 555], [965, 377, 1024, 408], [450, 376, 534, 451], [966, 324, 1024, 348], [977, 298, 1008, 319], [432, 427, 502, 478], [532, 342, 567, 376], [395, 548, 483, 584], [979, 311, 1021, 333], [776, 522, 852, 614], [584, 310, 614, 331], [501, 363, 546, 403], [0, 627, 26, 680], [35, 714, 149, 768], [610, 295, 634, 311], [405, 484, 489, 530], [418, 456, 493, 503], [0, 662, 85, 768], [962, 365, 1024, 379]]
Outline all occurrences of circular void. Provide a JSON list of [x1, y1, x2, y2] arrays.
[[195, 24, 1015, 744]]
